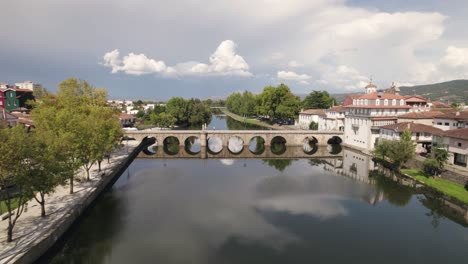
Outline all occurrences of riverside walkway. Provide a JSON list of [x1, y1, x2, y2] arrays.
[[0, 141, 142, 264]]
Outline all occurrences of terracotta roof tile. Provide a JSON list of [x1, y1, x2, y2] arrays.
[[299, 109, 326, 116], [357, 92, 406, 100], [435, 111, 468, 121], [443, 128, 468, 140], [381, 122, 444, 134], [398, 111, 444, 119]]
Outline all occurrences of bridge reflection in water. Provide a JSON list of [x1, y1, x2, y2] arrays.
[[139, 137, 343, 159]]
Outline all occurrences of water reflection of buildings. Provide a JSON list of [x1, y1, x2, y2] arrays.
[[323, 147, 384, 205]]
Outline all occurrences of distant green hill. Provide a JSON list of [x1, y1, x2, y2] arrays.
[[399, 80, 468, 104], [330, 80, 468, 104]]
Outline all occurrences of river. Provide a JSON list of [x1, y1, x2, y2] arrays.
[[40, 114, 468, 264]]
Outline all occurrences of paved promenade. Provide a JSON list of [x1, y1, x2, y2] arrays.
[[0, 141, 140, 264]]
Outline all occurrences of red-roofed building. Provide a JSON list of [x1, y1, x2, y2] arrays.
[[433, 111, 468, 131], [343, 81, 421, 150], [380, 122, 444, 153], [397, 110, 445, 126], [318, 106, 346, 131], [433, 128, 468, 168], [119, 113, 136, 127]]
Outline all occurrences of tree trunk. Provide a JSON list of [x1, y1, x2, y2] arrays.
[[7, 225, 13, 242], [40, 193, 46, 217], [86, 168, 90, 181], [70, 175, 74, 194], [98, 160, 102, 172]]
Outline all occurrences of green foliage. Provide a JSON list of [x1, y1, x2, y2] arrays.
[[0, 126, 34, 242], [433, 147, 449, 171], [150, 112, 176, 128], [373, 131, 415, 170], [302, 90, 337, 109], [166, 97, 211, 126], [256, 84, 300, 119], [226, 91, 257, 117], [402, 169, 468, 204], [32, 86, 50, 100], [309, 121, 318, 130], [263, 159, 293, 172], [423, 158, 440, 176], [399, 79, 468, 104]]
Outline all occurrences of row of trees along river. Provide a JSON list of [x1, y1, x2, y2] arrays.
[[0, 78, 122, 242], [134, 83, 336, 129]]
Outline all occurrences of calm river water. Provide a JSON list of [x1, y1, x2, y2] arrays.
[[40, 115, 468, 264]]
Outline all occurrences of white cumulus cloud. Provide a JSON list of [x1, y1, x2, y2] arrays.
[[102, 40, 251, 77], [277, 71, 312, 84], [442, 46, 468, 68]]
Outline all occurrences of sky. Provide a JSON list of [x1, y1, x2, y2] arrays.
[[1, 0, 467, 100]]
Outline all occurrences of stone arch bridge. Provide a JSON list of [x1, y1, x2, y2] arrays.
[[124, 130, 344, 147]]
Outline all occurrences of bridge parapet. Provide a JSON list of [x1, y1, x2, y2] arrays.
[[124, 130, 344, 147]]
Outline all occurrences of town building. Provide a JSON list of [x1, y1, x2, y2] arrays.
[[0, 88, 34, 111], [433, 128, 468, 168], [343, 82, 415, 151], [119, 113, 136, 127], [296, 109, 326, 129], [14, 81, 43, 91], [318, 106, 346, 131], [433, 111, 468, 131], [397, 110, 445, 126], [380, 122, 444, 153]]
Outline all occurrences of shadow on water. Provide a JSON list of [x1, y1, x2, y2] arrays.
[[36, 191, 125, 264]]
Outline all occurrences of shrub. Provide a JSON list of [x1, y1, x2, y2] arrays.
[[423, 158, 439, 176]]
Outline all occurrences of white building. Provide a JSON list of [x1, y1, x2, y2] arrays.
[[14, 81, 42, 91], [433, 128, 468, 168], [397, 110, 445, 126], [319, 106, 346, 131], [344, 82, 413, 151], [296, 109, 326, 129], [380, 122, 444, 153], [433, 111, 468, 131]]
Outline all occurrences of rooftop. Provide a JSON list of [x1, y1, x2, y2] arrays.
[[398, 110, 445, 119], [381, 122, 444, 135], [443, 128, 468, 141], [299, 109, 326, 116], [435, 111, 468, 121]]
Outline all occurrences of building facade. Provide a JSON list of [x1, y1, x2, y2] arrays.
[[433, 111, 468, 131], [380, 122, 444, 153], [319, 106, 345, 131], [344, 82, 413, 151], [433, 128, 468, 168], [296, 109, 326, 129]]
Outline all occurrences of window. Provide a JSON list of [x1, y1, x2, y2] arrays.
[[0, 101, 2, 106], [445, 122, 449, 126], [458, 142, 462, 147], [353, 99, 356, 105], [392, 99, 396, 105], [437, 122, 442, 125], [400, 99, 404, 105], [384, 99, 388, 106], [376, 99, 380, 105]]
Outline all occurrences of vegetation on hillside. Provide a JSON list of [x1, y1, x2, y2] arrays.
[[400, 79, 468, 104]]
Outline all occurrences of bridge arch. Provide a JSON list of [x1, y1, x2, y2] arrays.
[[228, 136, 244, 154], [184, 136, 201, 155], [327, 136, 343, 145], [163, 136, 180, 155], [271, 136, 287, 155], [207, 136, 223, 154], [249, 136, 265, 155]]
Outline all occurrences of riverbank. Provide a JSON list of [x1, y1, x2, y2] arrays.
[[0, 140, 144, 264]]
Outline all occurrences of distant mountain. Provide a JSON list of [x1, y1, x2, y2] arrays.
[[399, 80, 468, 104], [330, 80, 468, 104]]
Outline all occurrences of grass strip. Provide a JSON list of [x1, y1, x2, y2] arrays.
[[401, 168, 468, 204], [220, 109, 276, 129]]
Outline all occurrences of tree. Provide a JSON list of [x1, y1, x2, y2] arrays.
[[387, 130, 416, 170], [0, 126, 33, 242], [256, 84, 300, 120], [150, 112, 176, 128], [433, 146, 449, 171], [31, 78, 113, 192], [309, 121, 318, 130], [32, 86, 50, 101], [166, 97, 189, 125], [302, 90, 337, 109], [22, 132, 67, 217], [372, 139, 392, 160]]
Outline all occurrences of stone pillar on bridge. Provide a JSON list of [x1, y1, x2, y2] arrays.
[[200, 132, 207, 147]]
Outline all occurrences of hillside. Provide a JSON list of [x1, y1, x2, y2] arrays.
[[330, 80, 468, 104], [399, 80, 468, 103]]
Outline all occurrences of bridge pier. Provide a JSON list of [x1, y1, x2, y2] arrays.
[[200, 132, 207, 147]]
